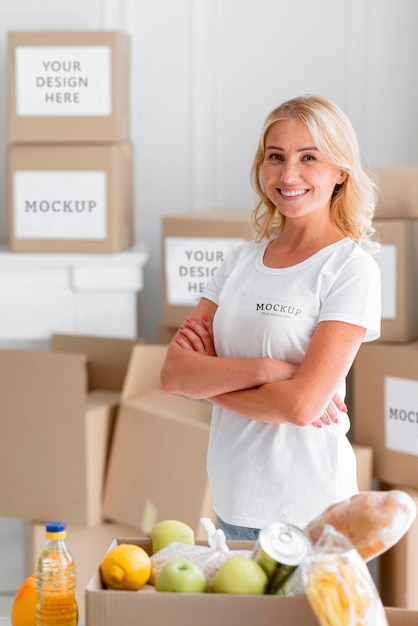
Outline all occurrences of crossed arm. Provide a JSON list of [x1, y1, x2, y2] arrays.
[[160, 297, 366, 428]]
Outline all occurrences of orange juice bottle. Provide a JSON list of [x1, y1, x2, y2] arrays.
[[36, 521, 78, 626]]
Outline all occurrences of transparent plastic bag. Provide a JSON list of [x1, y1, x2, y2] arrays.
[[149, 517, 251, 586], [301, 525, 388, 626]]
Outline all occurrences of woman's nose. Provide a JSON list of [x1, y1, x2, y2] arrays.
[[280, 161, 300, 184]]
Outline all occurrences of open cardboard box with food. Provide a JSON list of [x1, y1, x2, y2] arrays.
[[86, 538, 418, 626], [86, 490, 418, 626]]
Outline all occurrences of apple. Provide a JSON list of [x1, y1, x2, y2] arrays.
[[211, 555, 268, 595], [151, 519, 195, 554], [155, 559, 207, 593]]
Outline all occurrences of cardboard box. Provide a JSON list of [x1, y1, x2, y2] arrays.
[[373, 167, 418, 219], [103, 345, 215, 537], [26, 520, 140, 619], [85, 537, 418, 626], [8, 31, 130, 143], [8, 142, 134, 253], [373, 219, 418, 342], [379, 484, 418, 610], [0, 333, 142, 527], [162, 209, 255, 326], [157, 323, 177, 344], [352, 340, 418, 490], [352, 443, 373, 491]]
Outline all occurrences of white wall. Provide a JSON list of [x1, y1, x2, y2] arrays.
[[1, 0, 417, 342]]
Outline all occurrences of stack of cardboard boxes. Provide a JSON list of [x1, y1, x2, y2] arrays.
[[4, 31, 148, 346], [352, 167, 418, 609], [7, 30, 133, 253]]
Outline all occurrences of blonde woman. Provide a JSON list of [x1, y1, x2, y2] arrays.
[[160, 94, 381, 540]]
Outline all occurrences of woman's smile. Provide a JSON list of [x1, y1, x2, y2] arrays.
[[279, 187, 309, 199]]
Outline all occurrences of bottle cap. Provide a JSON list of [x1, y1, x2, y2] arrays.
[[46, 521, 66, 533], [46, 521, 67, 539]]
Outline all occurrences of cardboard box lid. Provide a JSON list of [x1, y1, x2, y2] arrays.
[[119, 344, 169, 400], [51, 333, 144, 391], [163, 208, 253, 227]]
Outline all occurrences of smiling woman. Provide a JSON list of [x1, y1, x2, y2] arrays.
[[160, 94, 382, 540]]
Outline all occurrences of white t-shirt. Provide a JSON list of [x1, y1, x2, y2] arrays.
[[201, 237, 381, 530]]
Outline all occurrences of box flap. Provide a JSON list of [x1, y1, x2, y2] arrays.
[[125, 388, 211, 431], [87, 389, 121, 410], [51, 333, 143, 391], [120, 344, 169, 400]]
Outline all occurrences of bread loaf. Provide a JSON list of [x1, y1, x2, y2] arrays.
[[305, 490, 416, 562]]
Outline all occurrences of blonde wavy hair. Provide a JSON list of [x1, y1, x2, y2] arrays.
[[251, 94, 379, 251]]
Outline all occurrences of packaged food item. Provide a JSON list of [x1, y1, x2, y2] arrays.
[[36, 521, 78, 626], [251, 521, 312, 594], [305, 489, 416, 562], [302, 525, 388, 626]]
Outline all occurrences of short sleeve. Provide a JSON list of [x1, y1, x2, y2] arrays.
[[319, 254, 381, 342]]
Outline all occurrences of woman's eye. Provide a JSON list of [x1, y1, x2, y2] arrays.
[[267, 153, 282, 161], [303, 154, 316, 161]]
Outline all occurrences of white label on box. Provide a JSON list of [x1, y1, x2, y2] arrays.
[[14, 46, 112, 116], [384, 376, 418, 456], [165, 236, 245, 306], [13, 171, 107, 240], [374, 243, 397, 319]]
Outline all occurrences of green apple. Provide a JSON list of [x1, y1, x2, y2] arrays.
[[151, 519, 195, 554], [156, 559, 207, 593], [211, 555, 268, 595]]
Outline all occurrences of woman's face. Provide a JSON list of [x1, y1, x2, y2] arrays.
[[262, 117, 346, 221]]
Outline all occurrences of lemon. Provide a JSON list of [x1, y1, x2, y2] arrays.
[[100, 544, 151, 590]]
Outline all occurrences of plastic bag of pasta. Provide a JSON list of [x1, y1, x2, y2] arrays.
[[301, 525, 388, 626], [149, 517, 251, 586]]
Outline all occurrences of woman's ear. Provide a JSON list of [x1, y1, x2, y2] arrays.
[[338, 170, 348, 184]]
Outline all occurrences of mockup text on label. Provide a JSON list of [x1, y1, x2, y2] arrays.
[[385, 375, 418, 456], [13, 170, 107, 240]]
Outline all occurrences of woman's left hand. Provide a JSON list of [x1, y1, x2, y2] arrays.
[[311, 393, 346, 428]]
